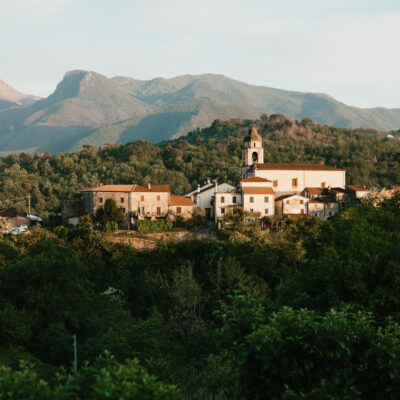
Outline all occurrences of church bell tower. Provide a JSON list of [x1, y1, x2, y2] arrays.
[[242, 126, 264, 179]]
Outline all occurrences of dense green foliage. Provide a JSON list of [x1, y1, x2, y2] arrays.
[[0, 115, 399, 218], [136, 219, 173, 233], [0, 352, 181, 399], [95, 198, 125, 225], [0, 195, 399, 398]]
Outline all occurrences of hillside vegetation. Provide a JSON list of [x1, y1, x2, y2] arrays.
[[1, 71, 400, 153], [0, 115, 399, 217], [0, 194, 399, 398]]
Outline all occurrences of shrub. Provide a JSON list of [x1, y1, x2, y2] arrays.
[[103, 221, 118, 233], [136, 219, 173, 233]]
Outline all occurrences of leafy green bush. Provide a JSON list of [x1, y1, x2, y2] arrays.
[[136, 219, 173, 233], [103, 221, 118, 233]]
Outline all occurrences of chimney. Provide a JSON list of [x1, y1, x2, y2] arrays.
[[148, 182, 151, 190], [215, 180, 218, 193], [197, 184, 200, 193]]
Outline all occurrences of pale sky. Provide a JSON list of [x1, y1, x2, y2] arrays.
[[1, 0, 400, 108]]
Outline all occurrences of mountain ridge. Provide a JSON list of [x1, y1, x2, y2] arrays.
[[1, 70, 400, 154]]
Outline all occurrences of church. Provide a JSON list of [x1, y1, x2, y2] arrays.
[[212, 126, 364, 221]]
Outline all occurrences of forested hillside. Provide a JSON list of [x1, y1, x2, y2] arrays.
[[1, 114, 399, 216], [0, 195, 399, 398]]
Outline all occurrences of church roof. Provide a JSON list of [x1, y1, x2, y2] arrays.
[[241, 177, 272, 183], [244, 126, 262, 142], [252, 163, 345, 171]]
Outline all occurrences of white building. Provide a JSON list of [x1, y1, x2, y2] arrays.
[[187, 181, 236, 219]]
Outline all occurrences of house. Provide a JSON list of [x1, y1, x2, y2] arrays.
[[214, 189, 242, 221], [274, 194, 309, 216], [346, 185, 369, 199], [169, 195, 194, 220], [81, 184, 171, 228], [307, 198, 340, 220], [240, 177, 275, 218], [187, 181, 236, 219]]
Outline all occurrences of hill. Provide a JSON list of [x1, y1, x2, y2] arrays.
[[0, 79, 40, 110], [0, 71, 152, 153], [2, 71, 400, 153], [1, 114, 399, 217]]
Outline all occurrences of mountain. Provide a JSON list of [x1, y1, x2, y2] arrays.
[[1, 71, 400, 154], [0, 71, 153, 152], [0, 79, 40, 109]]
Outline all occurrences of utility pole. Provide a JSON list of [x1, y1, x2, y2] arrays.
[[73, 334, 78, 374], [26, 183, 32, 225]]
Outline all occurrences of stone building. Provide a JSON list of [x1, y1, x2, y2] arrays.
[[169, 195, 194, 220], [81, 184, 171, 227]]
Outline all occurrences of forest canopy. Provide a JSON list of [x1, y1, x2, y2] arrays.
[[0, 114, 399, 216]]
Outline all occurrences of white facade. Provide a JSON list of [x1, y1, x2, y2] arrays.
[[275, 194, 309, 216], [187, 182, 236, 219], [242, 192, 274, 217], [249, 168, 346, 193], [214, 191, 242, 221]]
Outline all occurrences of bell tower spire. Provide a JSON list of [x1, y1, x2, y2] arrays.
[[242, 126, 263, 179]]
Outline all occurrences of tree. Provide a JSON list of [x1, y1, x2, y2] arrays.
[[95, 198, 125, 225]]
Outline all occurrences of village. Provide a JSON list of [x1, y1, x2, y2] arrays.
[[56, 126, 398, 230]]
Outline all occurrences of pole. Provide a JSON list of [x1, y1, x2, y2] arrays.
[[28, 193, 31, 217], [73, 334, 78, 373]]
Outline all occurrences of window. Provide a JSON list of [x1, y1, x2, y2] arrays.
[[250, 209, 254, 213], [121, 197, 124, 203], [233, 196, 237, 204], [221, 196, 225, 203], [286, 200, 290, 204], [250, 196, 254, 203], [157, 207, 161, 215], [221, 208, 225, 214], [140, 195, 144, 201], [264, 196, 269, 203], [321, 182, 326, 188], [177, 207, 182, 214], [99, 197, 103, 203], [141, 206, 145, 214], [157, 195, 160, 201], [122, 208, 125, 213], [252, 152, 258, 162], [300, 200, 304, 204], [292, 178, 298, 187], [273, 180, 278, 187], [265, 209, 269, 215]]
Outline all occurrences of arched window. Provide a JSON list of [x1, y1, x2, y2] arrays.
[[252, 152, 258, 162]]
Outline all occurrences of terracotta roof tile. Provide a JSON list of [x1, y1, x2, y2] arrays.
[[170, 195, 193, 206], [242, 187, 275, 195], [81, 184, 170, 193], [275, 194, 308, 201], [253, 163, 345, 171], [346, 185, 368, 192], [304, 187, 324, 195], [241, 177, 272, 183]]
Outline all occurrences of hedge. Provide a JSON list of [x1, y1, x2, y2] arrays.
[[136, 219, 173, 233]]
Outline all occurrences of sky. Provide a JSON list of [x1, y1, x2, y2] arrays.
[[1, 0, 400, 108]]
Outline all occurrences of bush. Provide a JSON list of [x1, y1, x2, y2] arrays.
[[136, 219, 173, 233], [103, 221, 118, 233]]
